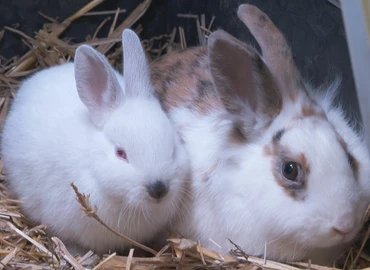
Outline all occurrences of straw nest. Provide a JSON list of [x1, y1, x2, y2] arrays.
[[1, 1, 370, 269]]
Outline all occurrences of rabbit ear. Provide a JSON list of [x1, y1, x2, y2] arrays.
[[74, 45, 124, 129], [237, 4, 305, 101], [121, 29, 153, 98], [208, 29, 282, 123]]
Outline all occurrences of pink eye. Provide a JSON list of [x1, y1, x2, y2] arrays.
[[116, 147, 128, 162]]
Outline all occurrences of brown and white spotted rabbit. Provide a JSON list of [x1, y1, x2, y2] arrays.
[[150, 4, 370, 265]]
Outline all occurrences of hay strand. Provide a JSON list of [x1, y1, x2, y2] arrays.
[[92, 16, 112, 40], [51, 237, 85, 270], [108, 8, 121, 37], [0, 247, 20, 270], [6, 0, 106, 75], [83, 10, 127, 16], [125, 248, 134, 270], [71, 182, 158, 256], [96, 0, 152, 54], [91, 252, 116, 270]]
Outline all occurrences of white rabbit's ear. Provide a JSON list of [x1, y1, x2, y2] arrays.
[[121, 29, 153, 98], [208, 29, 282, 122], [74, 45, 123, 129]]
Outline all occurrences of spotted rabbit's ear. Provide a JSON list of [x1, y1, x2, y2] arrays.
[[237, 4, 306, 102], [208, 29, 282, 125], [122, 29, 154, 99]]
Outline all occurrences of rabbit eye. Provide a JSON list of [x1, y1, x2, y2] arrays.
[[116, 147, 128, 162], [282, 162, 300, 181]]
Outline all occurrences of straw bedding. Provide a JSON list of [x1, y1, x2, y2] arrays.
[[0, 1, 370, 269]]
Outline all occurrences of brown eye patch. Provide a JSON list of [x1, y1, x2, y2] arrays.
[[298, 152, 310, 173], [273, 128, 285, 143], [336, 134, 360, 181], [265, 129, 308, 200], [346, 152, 359, 180], [273, 154, 307, 200]]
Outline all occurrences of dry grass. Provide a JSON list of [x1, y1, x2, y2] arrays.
[[0, 1, 370, 269]]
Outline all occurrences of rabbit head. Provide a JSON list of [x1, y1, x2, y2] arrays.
[[74, 29, 188, 219]]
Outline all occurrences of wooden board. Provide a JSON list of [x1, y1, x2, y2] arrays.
[[341, 0, 370, 151]]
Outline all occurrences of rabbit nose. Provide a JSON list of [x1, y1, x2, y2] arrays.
[[332, 223, 355, 236], [332, 226, 352, 236], [146, 180, 168, 199]]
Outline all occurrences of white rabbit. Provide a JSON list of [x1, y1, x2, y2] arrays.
[[150, 4, 370, 265], [1, 29, 189, 255]]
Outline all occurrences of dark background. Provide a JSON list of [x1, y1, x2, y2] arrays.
[[0, 0, 362, 124]]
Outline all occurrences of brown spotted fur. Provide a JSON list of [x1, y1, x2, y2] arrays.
[[151, 46, 221, 114]]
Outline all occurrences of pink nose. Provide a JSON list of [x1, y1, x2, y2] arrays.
[[332, 225, 353, 236]]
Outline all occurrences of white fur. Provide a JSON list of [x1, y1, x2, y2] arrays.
[[1, 29, 189, 255], [168, 81, 370, 265]]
